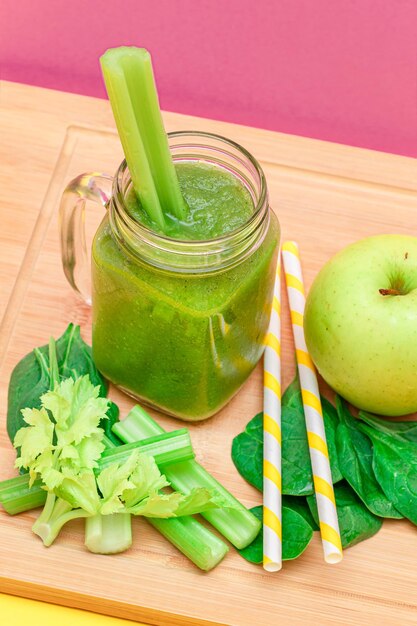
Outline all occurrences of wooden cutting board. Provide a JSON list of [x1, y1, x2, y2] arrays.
[[1, 81, 417, 626]]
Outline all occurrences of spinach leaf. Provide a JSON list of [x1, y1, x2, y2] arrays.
[[281, 405, 314, 495], [321, 397, 343, 483], [359, 411, 417, 443], [231, 413, 263, 491], [59, 324, 107, 395], [238, 499, 314, 564], [282, 378, 343, 485], [59, 324, 115, 437], [231, 376, 342, 496], [7, 345, 51, 443], [281, 375, 300, 408], [336, 397, 402, 519], [231, 408, 314, 495], [281, 501, 314, 560], [358, 423, 417, 525], [237, 506, 263, 563], [307, 482, 383, 549], [101, 400, 123, 446], [281, 495, 319, 531], [7, 324, 108, 445]]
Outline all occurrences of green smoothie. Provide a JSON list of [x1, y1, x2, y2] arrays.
[[92, 161, 279, 420], [125, 162, 254, 240]]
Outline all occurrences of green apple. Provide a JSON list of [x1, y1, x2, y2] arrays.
[[304, 235, 417, 416]]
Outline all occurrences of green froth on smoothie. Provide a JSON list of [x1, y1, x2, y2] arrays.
[[125, 162, 254, 240]]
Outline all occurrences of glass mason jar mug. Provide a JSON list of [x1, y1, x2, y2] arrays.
[[60, 132, 280, 421]]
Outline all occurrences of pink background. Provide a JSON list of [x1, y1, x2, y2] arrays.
[[2, 0, 416, 157]]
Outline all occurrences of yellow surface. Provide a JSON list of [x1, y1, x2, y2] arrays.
[[0, 594, 142, 625]]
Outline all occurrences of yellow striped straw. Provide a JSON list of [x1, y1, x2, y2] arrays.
[[282, 241, 343, 564], [263, 257, 282, 572]]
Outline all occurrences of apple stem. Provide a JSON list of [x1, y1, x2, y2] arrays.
[[379, 288, 402, 296]]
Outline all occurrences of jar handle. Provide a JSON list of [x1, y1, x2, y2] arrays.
[[59, 172, 113, 305]]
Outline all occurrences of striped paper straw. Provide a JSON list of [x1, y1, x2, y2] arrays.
[[282, 241, 343, 564], [263, 257, 282, 572]]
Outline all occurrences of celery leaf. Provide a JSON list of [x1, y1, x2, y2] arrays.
[[97, 451, 139, 515], [43, 376, 109, 446], [54, 470, 100, 515], [14, 375, 109, 482], [14, 407, 54, 470], [121, 453, 169, 508], [126, 486, 228, 518]]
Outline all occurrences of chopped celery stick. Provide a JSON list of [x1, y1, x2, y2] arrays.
[[101, 47, 187, 226], [113, 407, 261, 549], [32, 497, 89, 546], [103, 420, 228, 569], [0, 429, 193, 515], [0, 423, 227, 569], [97, 429, 193, 471], [101, 414, 228, 569], [121, 48, 187, 220], [0, 474, 45, 515], [149, 515, 228, 571], [86, 426, 133, 555], [101, 48, 165, 229], [89, 427, 228, 567], [85, 513, 132, 554]]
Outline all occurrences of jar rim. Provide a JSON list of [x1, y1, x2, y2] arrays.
[[112, 130, 268, 248]]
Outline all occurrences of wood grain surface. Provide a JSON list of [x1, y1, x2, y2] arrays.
[[1, 81, 417, 626]]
